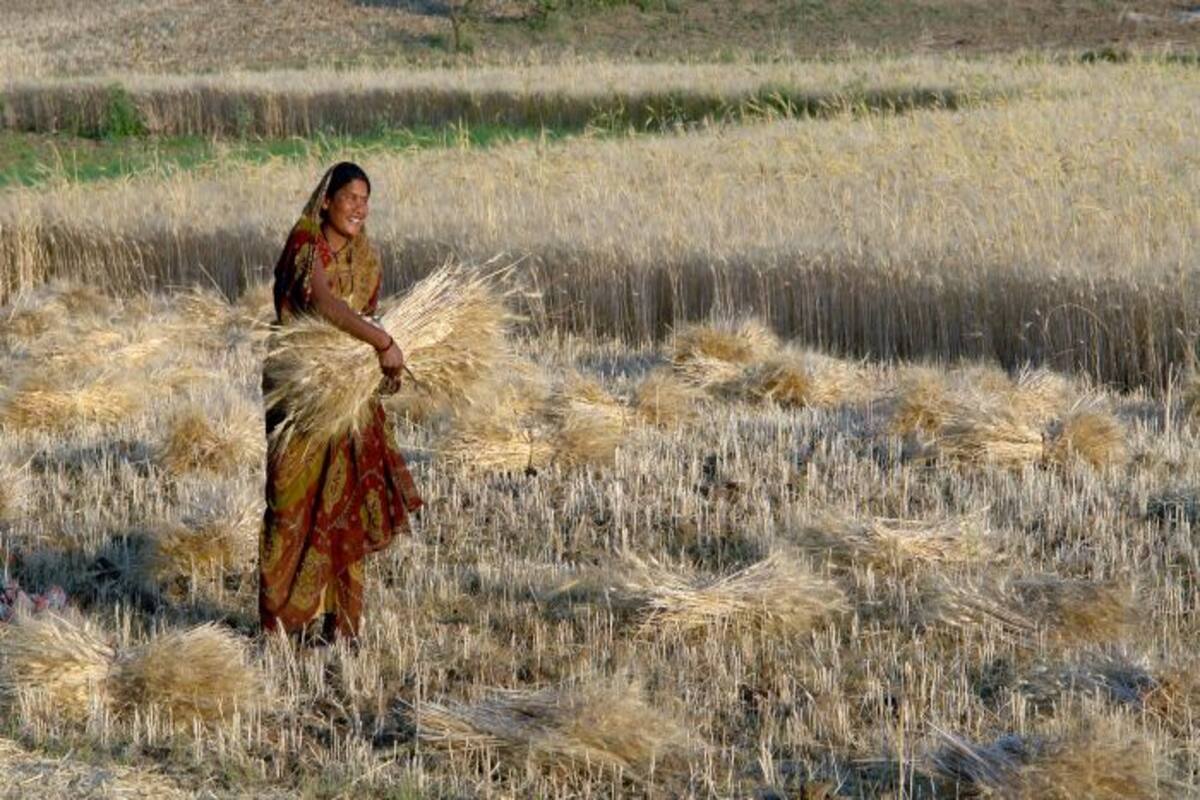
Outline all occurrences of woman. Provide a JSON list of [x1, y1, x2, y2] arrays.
[[260, 162, 423, 643]]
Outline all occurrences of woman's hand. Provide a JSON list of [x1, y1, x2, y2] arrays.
[[377, 340, 406, 378]]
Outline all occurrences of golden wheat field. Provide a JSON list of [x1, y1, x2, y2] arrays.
[[2, 46, 1200, 800]]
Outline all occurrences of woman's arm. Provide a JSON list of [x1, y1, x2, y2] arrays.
[[309, 257, 405, 373]]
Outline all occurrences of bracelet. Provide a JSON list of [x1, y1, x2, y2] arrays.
[[374, 336, 394, 354]]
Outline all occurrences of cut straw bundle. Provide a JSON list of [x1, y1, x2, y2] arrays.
[[796, 512, 992, 573], [918, 575, 1135, 645], [728, 349, 866, 409], [0, 612, 115, 719], [142, 496, 260, 589], [0, 461, 31, 522], [0, 613, 261, 726], [440, 369, 627, 471], [550, 551, 846, 636], [155, 399, 263, 476], [933, 406, 1044, 470], [415, 681, 696, 784], [263, 262, 513, 446], [111, 624, 262, 723], [669, 318, 778, 368], [1183, 373, 1200, 428], [930, 724, 1159, 799], [631, 368, 703, 428], [1042, 407, 1128, 470], [0, 375, 144, 432], [1007, 575, 1136, 645]]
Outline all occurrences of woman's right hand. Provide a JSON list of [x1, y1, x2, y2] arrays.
[[378, 340, 406, 377]]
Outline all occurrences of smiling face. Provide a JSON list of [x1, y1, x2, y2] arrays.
[[321, 178, 370, 240]]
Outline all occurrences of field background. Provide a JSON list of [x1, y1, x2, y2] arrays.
[[2, 1, 1200, 798]]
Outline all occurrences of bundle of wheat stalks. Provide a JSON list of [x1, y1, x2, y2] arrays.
[[918, 574, 1136, 646], [549, 551, 846, 636], [0, 613, 261, 726], [441, 370, 627, 471], [414, 681, 697, 785], [263, 262, 514, 446], [796, 512, 993, 573], [893, 367, 1128, 471], [929, 723, 1160, 799], [668, 318, 868, 409]]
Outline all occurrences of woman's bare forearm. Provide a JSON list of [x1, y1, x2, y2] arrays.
[[309, 260, 391, 351]]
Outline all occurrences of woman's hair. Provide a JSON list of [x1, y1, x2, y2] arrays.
[[325, 161, 371, 202]]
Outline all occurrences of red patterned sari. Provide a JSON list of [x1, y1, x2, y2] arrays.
[[260, 169, 423, 640]]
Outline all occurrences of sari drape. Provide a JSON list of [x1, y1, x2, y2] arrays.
[[260, 168, 422, 640]]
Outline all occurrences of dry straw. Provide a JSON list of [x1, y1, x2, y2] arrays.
[[727, 349, 866, 409], [1009, 366, 1075, 426], [0, 612, 115, 719], [154, 399, 263, 476], [933, 405, 1045, 470], [0, 375, 144, 432], [888, 366, 955, 436], [919, 575, 1136, 645], [0, 614, 261, 726], [669, 318, 778, 368], [796, 512, 993, 573], [1008, 575, 1136, 645], [263, 262, 513, 448], [550, 551, 847, 636], [141, 497, 260, 591], [440, 369, 627, 471], [415, 681, 697, 785], [1042, 406, 1128, 470], [0, 461, 31, 522], [930, 724, 1160, 799], [631, 368, 703, 428], [111, 624, 262, 724]]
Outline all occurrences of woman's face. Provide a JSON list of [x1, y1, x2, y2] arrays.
[[322, 178, 370, 239]]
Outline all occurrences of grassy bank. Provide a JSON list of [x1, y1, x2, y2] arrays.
[[0, 123, 573, 188]]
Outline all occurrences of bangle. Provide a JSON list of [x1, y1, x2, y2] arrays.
[[375, 336, 394, 354]]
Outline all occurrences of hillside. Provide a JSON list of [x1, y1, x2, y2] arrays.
[[4, 0, 1200, 76]]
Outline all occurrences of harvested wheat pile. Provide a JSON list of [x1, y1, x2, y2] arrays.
[[796, 512, 992, 573], [0, 283, 109, 344], [1009, 575, 1136, 645], [0, 375, 144, 432], [934, 406, 1044, 470], [631, 368, 702, 428], [441, 370, 626, 471], [439, 370, 554, 471], [1042, 406, 1128, 470], [263, 262, 513, 447], [1009, 366, 1074, 425], [0, 614, 261, 726], [112, 624, 262, 724], [141, 495, 260, 589], [0, 461, 31, 522], [415, 681, 697, 784], [155, 399, 263, 476], [0, 613, 115, 719], [728, 349, 865, 409], [931, 724, 1160, 799], [916, 578, 1036, 637], [1184, 374, 1200, 428], [669, 318, 778, 368], [888, 367, 954, 436], [550, 551, 846, 636], [0, 737, 188, 799], [549, 374, 626, 466]]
